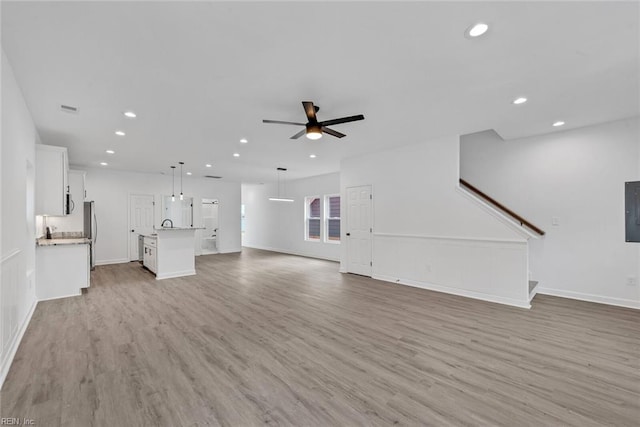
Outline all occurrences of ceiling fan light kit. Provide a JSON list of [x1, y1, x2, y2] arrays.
[[263, 101, 364, 140], [306, 124, 323, 140]]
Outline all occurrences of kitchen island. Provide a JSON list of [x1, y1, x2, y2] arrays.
[[144, 227, 200, 280]]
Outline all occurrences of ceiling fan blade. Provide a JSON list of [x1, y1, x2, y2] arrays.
[[263, 119, 306, 126], [290, 128, 307, 139], [302, 101, 318, 123], [322, 126, 346, 138], [319, 114, 365, 127]]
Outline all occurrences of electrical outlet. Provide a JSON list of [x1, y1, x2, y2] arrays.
[[626, 276, 637, 286]]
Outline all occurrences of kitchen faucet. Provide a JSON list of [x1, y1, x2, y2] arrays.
[[161, 219, 173, 228]]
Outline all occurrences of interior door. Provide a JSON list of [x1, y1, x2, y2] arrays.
[[129, 194, 154, 261], [346, 185, 372, 276]]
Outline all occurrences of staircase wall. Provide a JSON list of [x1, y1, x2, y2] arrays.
[[460, 118, 640, 308]]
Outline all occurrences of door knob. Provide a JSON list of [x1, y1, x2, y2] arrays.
[[131, 229, 135, 232]]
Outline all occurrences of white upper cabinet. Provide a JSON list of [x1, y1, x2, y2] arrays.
[[35, 144, 69, 216]]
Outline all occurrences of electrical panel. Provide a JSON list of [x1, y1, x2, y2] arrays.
[[625, 181, 640, 242]]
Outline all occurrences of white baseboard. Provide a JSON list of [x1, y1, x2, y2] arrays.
[[0, 298, 37, 390], [38, 291, 82, 302], [537, 287, 640, 309], [218, 248, 242, 254], [373, 273, 531, 309], [95, 258, 129, 266], [242, 245, 340, 263], [156, 270, 196, 280]]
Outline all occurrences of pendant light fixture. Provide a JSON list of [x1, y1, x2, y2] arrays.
[[269, 167, 294, 202], [179, 161, 184, 201], [171, 165, 176, 202]]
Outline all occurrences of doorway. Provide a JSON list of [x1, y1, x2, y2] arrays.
[[346, 185, 372, 276], [201, 198, 219, 254], [129, 194, 155, 261]]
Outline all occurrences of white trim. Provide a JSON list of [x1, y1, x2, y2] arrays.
[[155, 269, 196, 280], [95, 258, 130, 266], [217, 248, 242, 254], [373, 273, 531, 309], [529, 282, 539, 302], [0, 299, 37, 390], [456, 185, 540, 240], [38, 292, 82, 302], [374, 232, 527, 244], [537, 287, 640, 310], [324, 194, 342, 244], [0, 248, 21, 264], [304, 195, 322, 242], [242, 244, 340, 262]]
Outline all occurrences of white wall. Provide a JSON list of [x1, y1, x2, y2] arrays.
[[84, 168, 241, 265], [1, 50, 38, 388], [242, 172, 341, 261], [461, 118, 640, 308], [341, 135, 531, 307]]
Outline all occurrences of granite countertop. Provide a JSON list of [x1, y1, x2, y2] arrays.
[[37, 237, 91, 246]]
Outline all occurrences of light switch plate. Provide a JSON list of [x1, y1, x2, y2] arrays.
[[552, 217, 560, 226]]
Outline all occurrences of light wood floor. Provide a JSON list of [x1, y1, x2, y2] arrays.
[[1, 248, 639, 426]]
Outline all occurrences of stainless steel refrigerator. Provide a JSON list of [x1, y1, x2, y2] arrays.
[[83, 201, 97, 270]]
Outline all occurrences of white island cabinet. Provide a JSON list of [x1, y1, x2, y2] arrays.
[[147, 228, 199, 280], [143, 236, 157, 274]]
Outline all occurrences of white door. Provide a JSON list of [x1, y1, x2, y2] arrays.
[[129, 194, 155, 261], [346, 185, 372, 276]]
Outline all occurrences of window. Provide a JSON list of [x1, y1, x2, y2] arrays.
[[305, 196, 321, 240], [325, 195, 341, 243]]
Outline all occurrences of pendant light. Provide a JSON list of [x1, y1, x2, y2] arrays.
[[171, 165, 176, 202], [179, 161, 184, 201], [269, 167, 294, 202]]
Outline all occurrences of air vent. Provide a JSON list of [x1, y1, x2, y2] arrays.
[[205, 175, 222, 179], [60, 104, 78, 114]]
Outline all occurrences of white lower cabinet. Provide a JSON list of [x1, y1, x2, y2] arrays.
[[36, 243, 89, 301], [143, 237, 157, 274]]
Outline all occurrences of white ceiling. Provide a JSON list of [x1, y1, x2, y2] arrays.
[[2, 1, 638, 183]]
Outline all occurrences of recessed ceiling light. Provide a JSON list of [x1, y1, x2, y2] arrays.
[[240, 138, 248, 144], [100, 162, 108, 166], [512, 97, 528, 105], [552, 121, 565, 127], [309, 154, 317, 158], [233, 153, 240, 157], [115, 130, 126, 136], [105, 150, 115, 154], [466, 22, 489, 38], [186, 172, 192, 176], [123, 111, 137, 118], [205, 164, 212, 168]]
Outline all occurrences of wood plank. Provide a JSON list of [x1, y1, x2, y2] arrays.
[[1, 248, 638, 425]]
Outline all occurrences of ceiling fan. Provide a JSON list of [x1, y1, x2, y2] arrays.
[[263, 101, 364, 140]]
